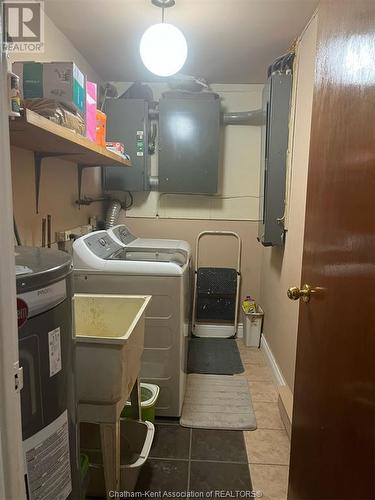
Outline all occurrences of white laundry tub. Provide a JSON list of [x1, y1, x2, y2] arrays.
[[74, 294, 151, 406]]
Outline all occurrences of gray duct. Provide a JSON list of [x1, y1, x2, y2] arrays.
[[223, 110, 265, 126], [105, 200, 122, 229]]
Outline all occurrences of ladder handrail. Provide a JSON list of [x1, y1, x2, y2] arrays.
[[194, 230, 242, 273], [192, 230, 242, 336]]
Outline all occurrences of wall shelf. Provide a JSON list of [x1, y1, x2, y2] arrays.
[[9, 109, 131, 212]]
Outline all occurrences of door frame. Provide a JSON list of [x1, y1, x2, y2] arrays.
[[0, 3, 27, 497]]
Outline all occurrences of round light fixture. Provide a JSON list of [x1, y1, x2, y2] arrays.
[[140, 23, 187, 77], [140, 1, 187, 77]]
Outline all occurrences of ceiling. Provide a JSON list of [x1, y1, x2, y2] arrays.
[[44, 0, 318, 84]]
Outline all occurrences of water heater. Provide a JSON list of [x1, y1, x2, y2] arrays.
[[16, 248, 79, 500]]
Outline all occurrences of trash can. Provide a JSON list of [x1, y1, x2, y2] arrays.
[[80, 454, 90, 500], [121, 383, 160, 423], [81, 418, 155, 495], [242, 304, 264, 347]]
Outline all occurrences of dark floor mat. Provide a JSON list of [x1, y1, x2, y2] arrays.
[[187, 338, 244, 375]]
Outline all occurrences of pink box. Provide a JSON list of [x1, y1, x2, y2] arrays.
[[86, 81, 97, 142]]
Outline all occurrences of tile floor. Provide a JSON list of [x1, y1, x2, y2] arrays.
[[237, 340, 291, 500], [135, 421, 252, 495], [88, 340, 290, 499], [135, 340, 290, 499]]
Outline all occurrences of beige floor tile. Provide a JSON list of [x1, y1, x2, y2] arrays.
[[241, 349, 267, 366], [244, 364, 274, 382], [253, 401, 285, 430], [245, 429, 290, 465], [236, 338, 247, 346], [237, 340, 258, 351], [249, 381, 278, 403], [236, 341, 249, 353], [250, 464, 289, 500]]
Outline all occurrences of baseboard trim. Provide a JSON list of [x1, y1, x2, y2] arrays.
[[260, 335, 293, 437], [260, 335, 286, 386], [278, 394, 292, 439], [193, 323, 243, 338], [278, 386, 293, 439]]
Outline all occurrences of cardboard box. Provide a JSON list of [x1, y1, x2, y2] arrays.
[[86, 81, 97, 142], [13, 61, 86, 114], [96, 109, 107, 147]]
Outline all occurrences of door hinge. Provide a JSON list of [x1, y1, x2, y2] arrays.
[[14, 362, 23, 393]]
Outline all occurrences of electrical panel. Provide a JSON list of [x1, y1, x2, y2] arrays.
[[158, 94, 220, 193], [102, 99, 150, 192], [258, 67, 293, 247]]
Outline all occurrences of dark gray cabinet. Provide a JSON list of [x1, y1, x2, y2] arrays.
[[103, 94, 221, 194], [158, 95, 220, 193], [103, 99, 150, 192], [258, 71, 293, 247]]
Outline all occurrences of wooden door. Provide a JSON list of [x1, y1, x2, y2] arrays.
[[288, 1, 375, 499]]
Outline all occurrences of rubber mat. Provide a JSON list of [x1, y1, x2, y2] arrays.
[[180, 374, 257, 430], [187, 338, 244, 375]]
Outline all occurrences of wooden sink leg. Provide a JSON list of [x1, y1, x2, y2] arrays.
[[129, 377, 141, 420], [100, 421, 120, 499]]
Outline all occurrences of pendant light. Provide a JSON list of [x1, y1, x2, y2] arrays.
[[140, 0, 188, 77]]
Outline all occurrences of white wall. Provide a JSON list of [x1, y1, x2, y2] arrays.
[[260, 14, 318, 392], [113, 82, 263, 221], [9, 11, 101, 83]]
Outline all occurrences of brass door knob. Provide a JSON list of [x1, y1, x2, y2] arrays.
[[287, 284, 313, 303]]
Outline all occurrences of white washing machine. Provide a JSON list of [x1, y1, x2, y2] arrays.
[[108, 224, 191, 255], [73, 229, 191, 417]]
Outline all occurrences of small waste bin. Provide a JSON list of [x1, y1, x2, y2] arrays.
[[122, 383, 160, 423], [81, 418, 155, 495], [242, 304, 264, 347], [80, 454, 90, 500]]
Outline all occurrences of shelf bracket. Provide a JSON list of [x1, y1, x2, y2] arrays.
[[34, 152, 65, 214]]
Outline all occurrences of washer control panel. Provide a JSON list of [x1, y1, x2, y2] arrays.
[[112, 225, 137, 245], [83, 232, 121, 259]]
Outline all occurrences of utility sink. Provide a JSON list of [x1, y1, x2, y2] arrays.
[[74, 294, 151, 408]]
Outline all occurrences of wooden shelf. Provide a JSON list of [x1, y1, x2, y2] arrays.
[[9, 108, 131, 167], [9, 109, 132, 213]]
